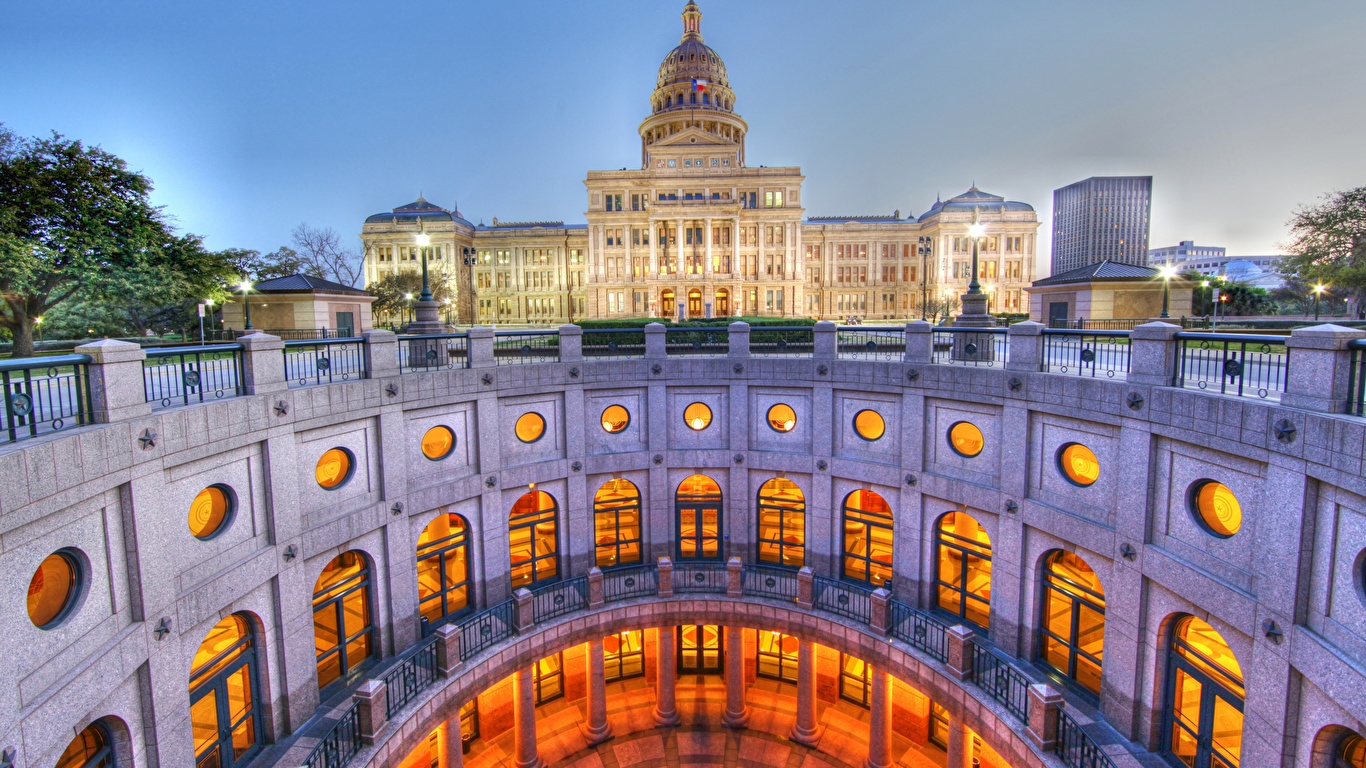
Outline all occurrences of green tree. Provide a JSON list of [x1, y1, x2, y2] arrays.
[[222, 246, 313, 284], [1280, 187, 1366, 305], [368, 271, 452, 327]]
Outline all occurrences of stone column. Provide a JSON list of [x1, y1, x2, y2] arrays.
[[467, 326, 495, 368], [705, 217, 714, 278], [558, 324, 583, 363], [649, 221, 659, 279], [361, 329, 399, 378], [813, 320, 837, 359], [1282, 323, 1366, 413], [676, 218, 685, 280], [727, 322, 750, 358], [444, 710, 465, 768], [790, 639, 821, 746], [654, 627, 681, 726], [722, 626, 749, 728], [238, 331, 289, 394], [1006, 320, 1045, 372], [1026, 683, 1063, 751], [946, 713, 971, 768], [1128, 321, 1181, 386], [904, 320, 933, 364], [513, 665, 545, 768], [76, 339, 151, 423], [864, 666, 892, 768], [583, 638, 614, 744], [645, 323, 667, 359]]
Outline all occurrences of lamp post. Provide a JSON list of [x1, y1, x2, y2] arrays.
[[1313, 284, 1326, 321], [415, 231, 433, 303], [205, 299, 215, 341], [1158, 266, 1176, 319], [917, 236, 931, 320], [1200, 281, 1210, 320], [239, 281, 254, 330], [966, 219, 984, 297], [404, 293, 414, 326], [443, 298, 452, 325], [35, 316, 43, 343]]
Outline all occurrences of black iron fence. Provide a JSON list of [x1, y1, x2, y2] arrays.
[[303, 702, 362, 768], [931, 327, 1008, 367], [971, 640, 1031, 723], [673, 562, 728, 593], [581, 329, 647, 359], [1048, 318, 1144, 331], [748, 326, 815, 357], [1041, 330, 1132, 379], [603, 565, 658, 602], [459, 599, 517, 661], [397, 334, 469, 372], [1172, 332, 1288, 400], [663, 327, 728, 356], [888, 600, 948, 663], [836, 327, 904, 361], [493, 331, 560, 365], [143, 345, 244, 410], [1055, 708, 1117, 768], [1, 354, 93, 446], [741, 563, 799, 602], [531, 576, 588, 623], [813, 576, 872, 623], [383, 637, 439, 718], [283, 338, 368, 388]]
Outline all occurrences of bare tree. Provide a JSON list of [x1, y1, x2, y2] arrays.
[[291, 223, 363, 287]]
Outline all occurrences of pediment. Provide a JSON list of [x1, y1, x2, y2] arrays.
[[652, 126, 733, 148]]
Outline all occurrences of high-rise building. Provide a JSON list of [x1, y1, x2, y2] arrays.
[[1050, 176, 1152, 275]]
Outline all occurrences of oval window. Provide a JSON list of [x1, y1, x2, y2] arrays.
[[515, 412, 546, 443], [1190, 480, 1242, 537], [684, 402, 713, 431], [189, 485, 235, 539], [767, 404, 797, 433], [315, 448, 355, 490], [601, 405, 630, 434], [853, 409, 885, 441], [421, 425, 456, 461], [28, 550, 80, 628], [948, 422, 984, 458], [1057, 443, 1100, 487]]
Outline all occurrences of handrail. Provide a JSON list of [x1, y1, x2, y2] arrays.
[[1039, 329, 1131, 338], [0, 353, 92, 372], [144, 343, 245, 357], [303, 701, 362, 768], [970, 640, 1031, 723], [1055, 707, 1118, 768], [1, 354, 94, 445]]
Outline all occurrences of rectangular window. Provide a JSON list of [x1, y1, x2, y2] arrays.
[[532, 653, 564, 705], [929, 702, 949, 749], [604, 631, 645, 682], [765, 190, 784, 208], [839, 653, 872, 707], [755, 631, 798, 683]]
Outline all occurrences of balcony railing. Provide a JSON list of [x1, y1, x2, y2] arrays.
[[748, 326, 815, 357], [144, 344, 244, 410], [1173, 332, 1288, 400], [602, 565, 658, 601], [813, 576, 873, 623], [930, 327, 1008, 368], [581, 329, 647, 359], [283, 338, 368, 388], [493, 331, 560, 365], [459, 600, 517, 661], [836, 327, 904, 361], [1, 354, 93, 446], [674, 561, 729, 593], [1055, 707, 1118, 768], [531, 575, 589, 623], [663, 328, 728, 357], [888, 600, 948, 663], [1348, 339, 1366, 415], [971, 640, 1031, 723], [303, 702, 362, 768], [397, 333, 469, 372], [1041, 330, 1131, 379], [383, 637, 439, 718], [742, 563, 799, 601]]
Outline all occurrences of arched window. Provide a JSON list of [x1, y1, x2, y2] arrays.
[[841, 490, 893, 587], [190, 614, 262, 768], [56, 724, 113, 768], [757, 478, 805, 568], [594, 479, 643, 568], [509, 490, 559, 589], [313, 551, 374, 690], [1164, 616, 1244, 768], [935, 512, 992, 629], [1040, 551, 1105, 694], [661, 289, 676, 317], [688, 288, 703, 316], [715, 288, 730, 315], [417, 513, 472, 625], [1338, 734, 1366, 768], [676, 475, 723, 561]]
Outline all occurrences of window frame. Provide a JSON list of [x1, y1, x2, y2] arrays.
[[755, 630, 798, 683], [417, 513, 474, 627], [756, 479, 806, 569], [1037, 552, 1105, 697], [677, 624, 724, 674], [838, 653, 872, 708], [509, 491, 561, 589], [675, 475, 724, 562], [189, 614, 264, 768], [841, 491, 894, 587], [594, 480, 644, 569], [312, 551, 375, 692], [934, 512, 993, 630]]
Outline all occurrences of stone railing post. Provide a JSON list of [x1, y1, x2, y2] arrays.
[[513, 587, 534, 633], [354, 679, 388, 744], [1282, 324, 1366, 413], [657, 556, 674, 597], [558, 324, 583, 363], [645, 322, 667, 359], [946, 625, 976, 681], [75, 339, 151, 423], [796, 567, 814, 608], [236, 331, 288, 395], [904, 321, 933, 364], [361, 329, 399, 378], [587, 566, 604, 608], [813, 320, 837, 359], [1027, 684, 1064, 751], [728, 321, 750, 357], [726, 556, 743, 597], [434, 623, 463, 678], [869, 588, 891, 635], [1006, 321, 1045, 372], [1128, 321, 1181, 386], [467, 326, 495, 368]]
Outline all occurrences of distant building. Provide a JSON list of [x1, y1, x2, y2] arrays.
[[1050, 176, 1152, 275], [221, 274, 374, 337], [1148, 241, 1286, 290], [1024, 259, 1192, 327]]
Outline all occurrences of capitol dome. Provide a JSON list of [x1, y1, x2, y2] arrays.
[[648, 2, 738, 115]]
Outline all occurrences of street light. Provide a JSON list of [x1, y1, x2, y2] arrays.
[[404, 293, 414, 326], [1313, 284, 1326, 321], [35, 316, 43, 342], [415, 231, 433, 303], [917, 236, 932, 320], [1158, 266, 1177, 319], [443, 297, 452, 325], [239, 281, 254, 330]]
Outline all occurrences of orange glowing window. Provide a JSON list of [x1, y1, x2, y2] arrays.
[[948, 421, 984, 458], [1057, 443, 1100, 487], [853, 409, 885, 441], [515, 412, 546, 443], [684, 402, 713, 431], [27, 551, 78, 628], [189, 485, 234, 539], [421, 425, 456, 460], [766, 403, 797, 432], [55, 724, 112, 768], [315, 448, 354, 490], [601, 405, 630, 433], [1190, 481, 1242, 538]]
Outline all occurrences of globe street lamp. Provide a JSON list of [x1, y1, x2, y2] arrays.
[[1313, 284, 1326, 321], [35, 316, 43, 343], [404, 293, 414, 326], [1201, 280, 1211, 320], [239, 281, 254, 330], [1158, 266, 1177, 319]]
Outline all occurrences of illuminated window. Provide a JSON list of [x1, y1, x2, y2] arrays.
[[676, 475, 723, 561], [1057, 443, 1099, 487], [684, 402, 713, 431], [948, 421, 984, 458], [678, 624, 723, 674], [756, 631, 798, 682], [421, 425, 456, 461], [1164, 616, 1244, 768], [190, 614, 261, 768], [929, 702, 949, 749], [839, 654, 872, 707], [189, 485, 235, 540], [533, 653, 564, 705], [515, 412, 546, 443], [757, 478, 805, 568], [1040, 551, 1106, 694], [1189, 480, 1242, 538], [460, 699, 480, 746], [935, 512, 992, 629], [509, 490, 559, 588], [594, 479, 643, 568], [604, 630, 645, 681], [1338, 734, 1366, 768], [315, 447, 355, 490], [55, 724, 112, 768], [27, 549, 81, 628], [766, 403, 796, 432], [417, 514, 472, 625], [312, 551, 373, 690], [853, 409, 885, 441], [842, 490, 893, 587], [600, 405, 630, 433]]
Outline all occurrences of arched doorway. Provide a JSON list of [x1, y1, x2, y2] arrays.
[[757, 478, 805, 568], [417, 513, 472, 626], [593, 479, 643, 568], [676, 474, 723, 561], [688, 288, 703, 317], [1163, 616, 1244, 767], [1337, 733, 1366, 768], [314, 551, 374, 690], [935, 512, 992, 629], [841, 490, 893, 587], [509, 490, 560, 589], [56, 723, 113, 768], [715, 288, 730, 316], [190, 614, 263, 768], [661, 289, 676, 318], [1039, 551, 1105, 694]]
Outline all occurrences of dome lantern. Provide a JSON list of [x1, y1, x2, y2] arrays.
[[682, 1, 703, 41]]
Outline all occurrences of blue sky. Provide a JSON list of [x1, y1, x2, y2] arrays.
[[2, 0, 1363, 269]]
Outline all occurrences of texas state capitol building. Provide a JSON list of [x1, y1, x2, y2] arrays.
[[361, 2, 1039, 325]]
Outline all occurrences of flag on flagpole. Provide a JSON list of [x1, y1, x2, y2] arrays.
[[692, 78, 708, 92]]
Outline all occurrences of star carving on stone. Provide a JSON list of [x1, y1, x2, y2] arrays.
[[154, 617, 172, 640], [274, 400, 289, 416], [1273, 419, 1297, 443], [1126, 392, 1145, 410], [282, 544, 298, 562], [385, 383, 399, 397], [138, 429, 157, 449]]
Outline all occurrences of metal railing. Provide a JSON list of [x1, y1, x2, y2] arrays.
[[1348, 339, 1366, 415], [971, 641, 1031, 723], [283, 338, 368, 388], [931, 327, 1008, 367], [673, 562, 728, 593], [459, 599, 516, 661], [581, 329, 647, 359], [1173, 332, 1288, 400], [813, 576, 872, 623], [663, 327, 728, 356], [1, 354, 93, 446], [741, 563, 799, 601], [1048, 318, 1144, 331], [383, 637, 439, 718], [397, 334, 469, 372], [748, 326, 815, 356], [531, 575, 588, 623], [1041, 330, 1131, 379], [1055, 708, 1117, 768], [143, 344, 244, 410], [836, 326, 904, 361], [602, 565, 658, 601], [493, 331, 559, 365], [888, 600, 948, 662], [303, 702, 362, 768]]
